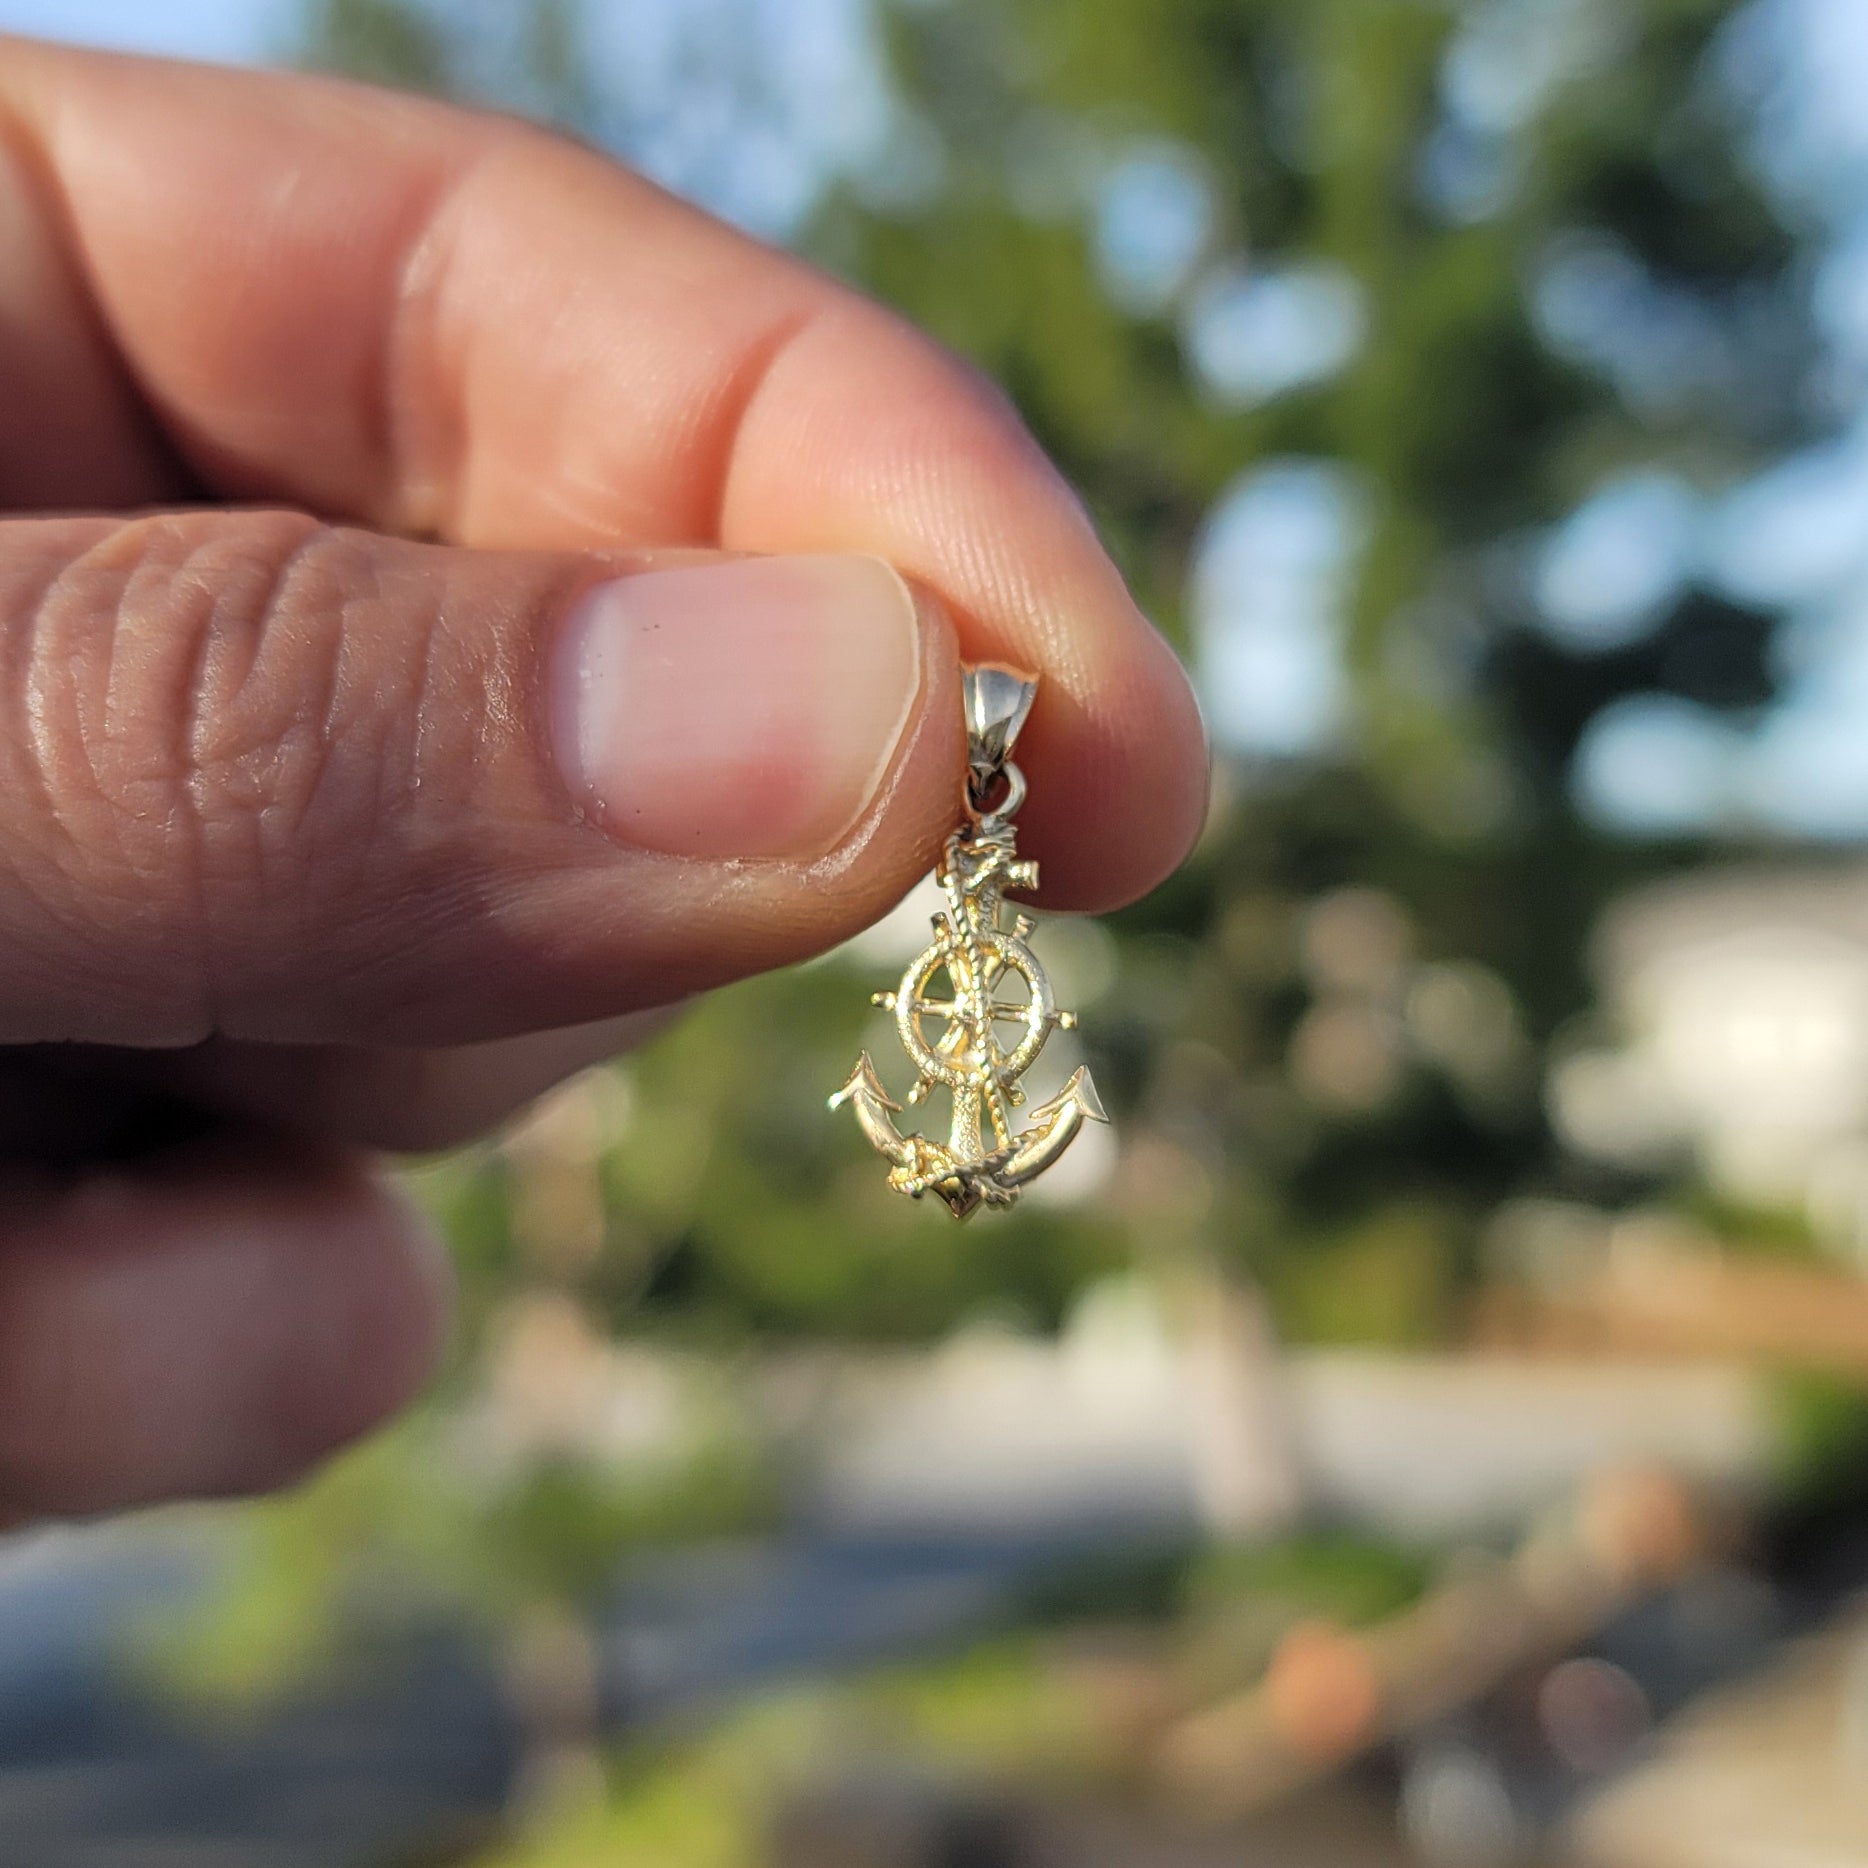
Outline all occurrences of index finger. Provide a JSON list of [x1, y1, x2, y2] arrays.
[[0, 36, 1207, 907]]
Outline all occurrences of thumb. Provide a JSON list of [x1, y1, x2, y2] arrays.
[[0, 510, 961, 1046]]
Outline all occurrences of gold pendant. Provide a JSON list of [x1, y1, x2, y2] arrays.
[[831, 664, 1108, 1218]]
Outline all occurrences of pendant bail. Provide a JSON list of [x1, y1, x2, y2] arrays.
[[962, 663, 1038, 797]]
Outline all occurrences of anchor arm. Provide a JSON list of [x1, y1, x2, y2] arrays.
[[828, 1054, 916, 1169], [992, 1066, 1109, 1190]]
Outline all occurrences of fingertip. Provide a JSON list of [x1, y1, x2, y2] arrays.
[[1015, 613, 1211, 911], [0, 1142, 455, 1518], [248, 1162, 454, 1491], [717, 308, 1207, 910], [1124, 617, 1214, 887]]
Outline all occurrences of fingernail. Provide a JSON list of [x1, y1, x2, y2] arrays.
[[552, 555, 923, 858]]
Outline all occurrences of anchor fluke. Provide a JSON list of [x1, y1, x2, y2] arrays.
[[829, 1052, 900, 1113], [995, 1066, 1108, 1190], [829, 1053, 918, 1171]]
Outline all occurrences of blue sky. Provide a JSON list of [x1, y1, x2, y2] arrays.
[[0, 0, 287, 61]]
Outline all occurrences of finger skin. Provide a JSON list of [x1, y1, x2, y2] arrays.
[[0, 36, 1209, 907], [0, 1010, 681, 1162], [165, 1010, 682, 1154], [0, 109, 181, 508], [0, 511, 961, 1047], [0, 1142, 448, 1518]]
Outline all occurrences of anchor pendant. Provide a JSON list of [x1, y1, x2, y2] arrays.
[[830, 664, 1108, 1218]]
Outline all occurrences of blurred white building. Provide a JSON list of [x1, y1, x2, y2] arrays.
[[789, 1278, 1770, 1542], [1551, 866, 1868, 1253]]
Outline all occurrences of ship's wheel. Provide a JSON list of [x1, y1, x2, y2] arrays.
[[894, 926, 1054, 1095]]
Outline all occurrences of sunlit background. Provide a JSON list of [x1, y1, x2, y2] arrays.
[[2, 0, 1868, 1863]]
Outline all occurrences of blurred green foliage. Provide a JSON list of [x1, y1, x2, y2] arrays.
[[1769, 1368, 1868, 1508], [468, 1523, 1434, 1866], [1016, 1527, 1430, 1629], [145, 1400, 774, 1708], [1186, 1531, 1430, 1628], [302, 0, 452, 89], [1678, 1183, 1828, 1262]]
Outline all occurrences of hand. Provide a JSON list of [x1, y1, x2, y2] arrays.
[[0, 36, 1208, 1519]]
